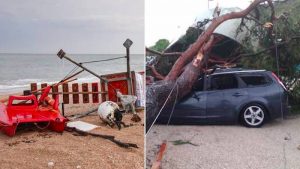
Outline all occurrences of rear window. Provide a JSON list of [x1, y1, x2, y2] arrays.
[[239, 75, 269, 87]]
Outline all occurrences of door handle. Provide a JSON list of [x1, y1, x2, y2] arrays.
[[232, 93, 243, 97]]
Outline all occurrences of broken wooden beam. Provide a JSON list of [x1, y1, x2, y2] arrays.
[[65, 126, 138, 149], [151, 140, 167, 169]]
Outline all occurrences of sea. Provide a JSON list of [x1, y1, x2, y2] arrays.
[[0, 53, 144, 94]]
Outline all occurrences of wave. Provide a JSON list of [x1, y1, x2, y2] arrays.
[[0, 76, 101, 94]]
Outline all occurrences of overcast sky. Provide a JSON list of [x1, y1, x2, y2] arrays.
[[0, 0, 144, 54], [146, 0, 251, 46]]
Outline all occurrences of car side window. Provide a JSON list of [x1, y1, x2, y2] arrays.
[[209, 74, 238, 90], [239, 75, 269, 87]]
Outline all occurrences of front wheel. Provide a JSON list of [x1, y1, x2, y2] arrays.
[[241, 104, 266, 127]]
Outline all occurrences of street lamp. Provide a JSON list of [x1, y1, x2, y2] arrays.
[[123, 39, 133, 95], [123, 38, 133, 49]]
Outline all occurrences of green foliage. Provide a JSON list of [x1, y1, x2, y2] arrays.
[[176, 27, 202, 52], [239, 0, 300, 111], [149, 39, 170, 52], [170, 140, 199, 146]]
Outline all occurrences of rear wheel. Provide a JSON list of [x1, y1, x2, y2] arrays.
[[241, 104, 266, 127]]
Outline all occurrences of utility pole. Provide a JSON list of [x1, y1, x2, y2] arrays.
[[208, 0, 209, 9]]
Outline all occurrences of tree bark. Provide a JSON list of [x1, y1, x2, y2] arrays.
[[146, 36, 214, 131]]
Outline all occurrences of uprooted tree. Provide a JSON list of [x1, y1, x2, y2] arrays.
[[146, 0, 276, 132]]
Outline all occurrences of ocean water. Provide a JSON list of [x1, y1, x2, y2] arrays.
[[0, 53, 144, 94]]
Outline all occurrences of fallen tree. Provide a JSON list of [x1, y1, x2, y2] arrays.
[[146, 0, 275, 132]]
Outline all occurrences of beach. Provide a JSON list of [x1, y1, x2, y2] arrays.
[[0, 53, 144, 94], [0, 97, 144, 169]]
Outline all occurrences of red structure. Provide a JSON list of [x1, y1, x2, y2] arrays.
[[0, 88, 66, 137], [101, 71, 137, 102]]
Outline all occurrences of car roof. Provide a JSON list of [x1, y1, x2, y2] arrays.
[[211, 68, 266, 75]]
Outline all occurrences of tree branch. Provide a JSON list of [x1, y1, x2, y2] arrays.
[[166, 0, 274, 81]]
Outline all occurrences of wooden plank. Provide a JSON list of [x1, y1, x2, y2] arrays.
[[63, 83, 69, 104], [82, 83, 89, 103], [52, 85, 59, 99], [106, 77, 128, 82], [41, 83, 47, 92], [151, 140, 167, 169], [72, 83, 79, 104], [30, 83, 38, 99], [131, 71, 137, 96], [101, 81, 107, 102], [30, 83, 37, 92], [92, 83, 99, 103], [35, 91, 106, 95], [105, 82, 109, 101]]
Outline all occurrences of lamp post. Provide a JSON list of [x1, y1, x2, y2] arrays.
[[123, 38, 133, 95]]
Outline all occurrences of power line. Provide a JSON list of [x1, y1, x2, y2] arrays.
[[79, 56, 126, 64]]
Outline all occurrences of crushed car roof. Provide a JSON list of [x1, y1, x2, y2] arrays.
[[212, 68, 266, 75]]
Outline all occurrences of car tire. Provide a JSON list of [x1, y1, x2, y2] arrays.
[[240, 104, 266, 128]]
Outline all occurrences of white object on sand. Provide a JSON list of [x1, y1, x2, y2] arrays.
[[97, 101, 119, 125], [116, 91, 137, 113], [67, 121, 99, 132], [135, 72, 145, 107], [48, 161, 54, 168]]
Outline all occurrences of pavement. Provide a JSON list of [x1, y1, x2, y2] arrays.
[[146, 115, 300, 169]]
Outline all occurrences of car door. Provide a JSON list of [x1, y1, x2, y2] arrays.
[[206, 73, 247, 121], [170, 76, 207, 123], [222, 74, 248, 120], [205, 74, 226, 119]]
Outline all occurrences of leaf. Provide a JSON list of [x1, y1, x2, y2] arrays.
[[170, 140, 199, 146]]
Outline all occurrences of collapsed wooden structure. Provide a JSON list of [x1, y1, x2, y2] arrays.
[[29, 71, 143, 105]]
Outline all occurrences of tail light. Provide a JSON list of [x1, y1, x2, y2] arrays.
[[272, 72, 287, 91]]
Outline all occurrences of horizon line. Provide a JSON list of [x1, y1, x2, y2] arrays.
[[0, 52, 144, 55]]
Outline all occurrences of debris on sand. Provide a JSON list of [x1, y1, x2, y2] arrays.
[[5, 137, 37, 146], [47, 161, 55, 168], [65, 126, 138, 149], [151, 140, 167, 169]]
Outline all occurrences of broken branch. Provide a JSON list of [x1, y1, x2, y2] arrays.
[[65, 126, 138, 149], [166, 0, 274, 80]]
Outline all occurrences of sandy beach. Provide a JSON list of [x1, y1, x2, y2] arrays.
[[0, 94, 144, 169]]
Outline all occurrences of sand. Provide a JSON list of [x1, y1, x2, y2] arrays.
[[0, 95, 144, 169]]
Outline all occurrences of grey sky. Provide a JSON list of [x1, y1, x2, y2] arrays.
[[0, 0, 144, 54]]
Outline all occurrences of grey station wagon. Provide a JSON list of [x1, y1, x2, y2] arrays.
[[158, 68, 289, 127]]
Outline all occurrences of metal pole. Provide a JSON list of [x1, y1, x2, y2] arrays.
[[126, 47, 133, 95], [276, 45, 280, 76], [274, 23, 280, 76], [57, 50, 110, 101], [208, 0, 209, 9], [57, 50, 107, 82], [62, 103, 65, 116]]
